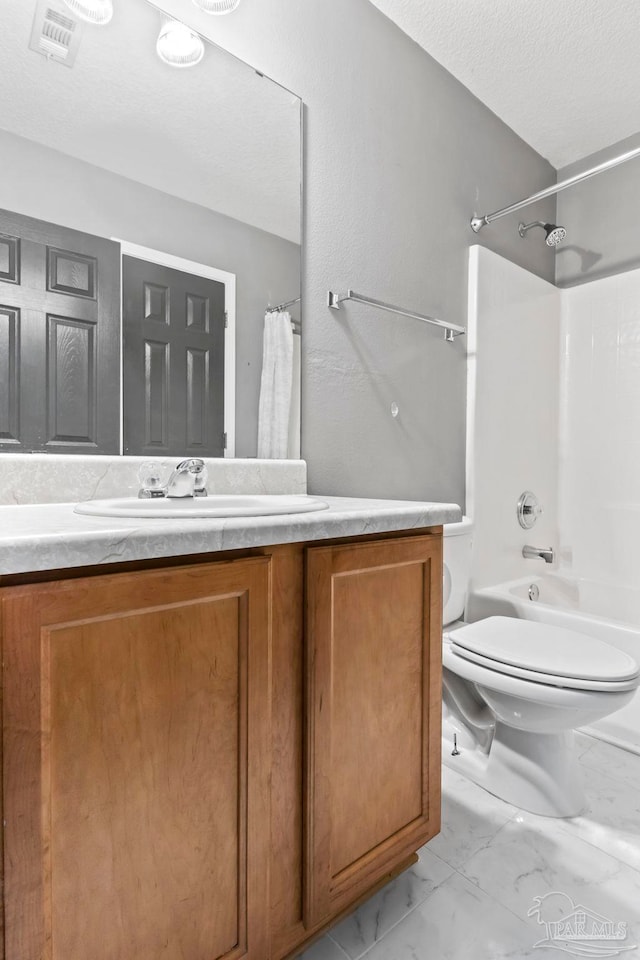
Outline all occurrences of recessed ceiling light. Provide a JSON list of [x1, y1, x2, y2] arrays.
[[156, 19, 205, 69], [193, 0, 241, 14], [61, 0, 113, 25]]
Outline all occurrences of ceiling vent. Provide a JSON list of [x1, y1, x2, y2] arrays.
[[29, 0, 85, 67]]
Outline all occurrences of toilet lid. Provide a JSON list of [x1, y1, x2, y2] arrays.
[[449, 617, 639, 684]]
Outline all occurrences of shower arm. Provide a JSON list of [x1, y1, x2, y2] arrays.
[[470, 143, 640, 233]]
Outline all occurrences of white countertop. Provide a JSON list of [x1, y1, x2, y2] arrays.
[[0, 496, 461, 576]]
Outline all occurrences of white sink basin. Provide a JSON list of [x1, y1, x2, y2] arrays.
[[74, 494, 329, 520]]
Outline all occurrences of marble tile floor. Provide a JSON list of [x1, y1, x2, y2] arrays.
[[298, 733, 640, 960]]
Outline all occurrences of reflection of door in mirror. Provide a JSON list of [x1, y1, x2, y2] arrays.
[[1, 0, 302, 458], [0, 209, 120, 454], [123, 255, 228, 458], [0, 209, 239, 458]]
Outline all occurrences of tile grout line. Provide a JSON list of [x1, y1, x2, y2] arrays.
[[336, 867, 467, 960], [325, 933, 353, 960], [578, 758, 640, 793], [323, 742, 640, 960], [546, 816, 640, 877], [438, 816, 535, 927]]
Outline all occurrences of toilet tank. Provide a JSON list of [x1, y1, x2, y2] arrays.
[[443, 517, 473, 625]]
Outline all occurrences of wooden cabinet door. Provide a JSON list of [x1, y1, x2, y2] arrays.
[[2, 558, 271, 960], [304, 534, 442, 926]]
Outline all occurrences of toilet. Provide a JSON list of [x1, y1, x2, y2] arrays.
[[442, 519, 640, 817]]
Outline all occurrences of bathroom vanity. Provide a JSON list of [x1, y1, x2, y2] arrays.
[[0, 495, 459, 960]]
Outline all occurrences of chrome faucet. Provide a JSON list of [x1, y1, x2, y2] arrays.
[[522, 545, 555, 564], [137, 458, 208, 498], [166, 459, 208, 498]]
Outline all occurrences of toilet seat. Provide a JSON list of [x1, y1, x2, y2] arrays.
[[449, 616, 640, 693], [447, 642, 640, 692]]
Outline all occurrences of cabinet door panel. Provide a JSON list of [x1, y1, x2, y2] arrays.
[[2, 558, 271, 960], [330, 561, 425, 873], [305, 535, 442, 926]]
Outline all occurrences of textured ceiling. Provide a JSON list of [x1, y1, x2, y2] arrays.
[[368, 0, 640, 169], [2, 0, 301, 241]]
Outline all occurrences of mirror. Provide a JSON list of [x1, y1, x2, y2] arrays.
[[0, 0, 301, 458]]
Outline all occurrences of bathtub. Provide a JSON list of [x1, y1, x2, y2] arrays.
[[467, 575, 640, 754]]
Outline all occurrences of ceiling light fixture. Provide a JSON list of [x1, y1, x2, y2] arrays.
[[61, 0, 113, 25], [193, 0, 241, 14], [156, 19, 205, 68]]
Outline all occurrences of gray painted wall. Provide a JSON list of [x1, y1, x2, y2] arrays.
[[0, 129, 300, 457], [154, 0, 556, 505], [556, 131, 640, 288]]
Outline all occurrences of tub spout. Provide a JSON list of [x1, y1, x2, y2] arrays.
[[523, 545, 555, 564]]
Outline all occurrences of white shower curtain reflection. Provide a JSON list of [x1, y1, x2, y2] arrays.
[[257, 310, 294, 459]]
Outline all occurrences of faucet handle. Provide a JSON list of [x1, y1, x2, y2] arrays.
[[517, 491, 543, 529], [137, 461, 168, 499], [192, 462, 208, 497]]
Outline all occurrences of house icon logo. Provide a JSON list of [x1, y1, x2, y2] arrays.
[[528, 892, 636, 957]]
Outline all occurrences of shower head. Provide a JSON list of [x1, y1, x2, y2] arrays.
[[544, 223, 567, 246], [518, 220, 567, 247]]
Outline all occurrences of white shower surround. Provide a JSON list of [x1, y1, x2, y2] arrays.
[[560, 267, 640, 593], [467, 246, 640, 751], [466, 246, 561, 593]]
